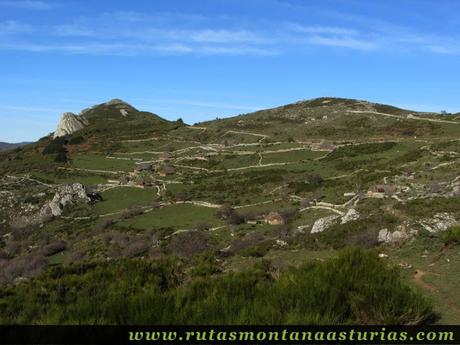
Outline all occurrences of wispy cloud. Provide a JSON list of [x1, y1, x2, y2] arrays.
[[0, 41, 278, 56], [132, 98, 261, 112], [288, 24, 359, 36], [0, 20, 33, 35], [0, 0, 51, 10], [305, 35, 377, 51], [0, 105, 61, 113], [0, 9, 459, 56]]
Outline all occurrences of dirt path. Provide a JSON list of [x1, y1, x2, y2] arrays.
[[413, 269, 460, 317], [228, 161, 297, 171], [413, 270, 438, 293], [58, 167, 121, 175], [223, 130, 268, 143], [348, 110, 459, 125], [5, 174, 54, 188]]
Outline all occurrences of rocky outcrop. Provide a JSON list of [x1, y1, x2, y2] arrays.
[[340, 209, 360, 224], [53, 112, 87, 138], [9, 184, 93, 229], [378, 228, 410, 243], [105, 99, 137, 115], [53, 99, 137, 138], [419, 213, 458, 233], [43, 183, 91, 217], [311, 215, 339, 234]]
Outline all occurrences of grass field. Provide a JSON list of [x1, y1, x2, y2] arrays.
[[386, 236, 460, 324], [94, 187, 157, 214], [120, 203, 222, 229], [72, 154, 136, 172]]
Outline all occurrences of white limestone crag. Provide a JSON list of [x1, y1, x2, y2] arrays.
[[311, 215, 340, 234], [340, 208, 360, 224], [43, 183, 91, 217], [419, 213, 458, 233], [53, 112, 87, 138]]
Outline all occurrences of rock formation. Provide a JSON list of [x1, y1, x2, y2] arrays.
[[53, 112, 87, 139], [42, 183, 91, 217], [341, 208, 360, 224], [311, 215, 340, 233], [419, 213, 458, 233], [378, 228, 410, 243]]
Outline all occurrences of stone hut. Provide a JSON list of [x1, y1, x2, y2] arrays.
[[367, 184, 397, 197], [265, 211, 285, 225], [136, 162, 153, 173], [159, 152, 173, 161], [159, 165, 175, 177]]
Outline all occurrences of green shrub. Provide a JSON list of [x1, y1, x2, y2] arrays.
[[0, 248, 434, 325], [324, 142, 396, 161], [441, 226, 460, 245], [68, 135, 85, 145]]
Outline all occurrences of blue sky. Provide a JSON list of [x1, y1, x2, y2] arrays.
[[1, 0, 460, 142]]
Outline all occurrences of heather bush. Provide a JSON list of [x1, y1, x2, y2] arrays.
[[0, 248, 434, 325]]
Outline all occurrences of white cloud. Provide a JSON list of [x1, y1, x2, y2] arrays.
[[0, 0, 51, 10], [0, 105, 61, 112], [53, 24, 95, 37], [0, 20, 33, 35], [189, 29, 267, 44], [0, 41, 278, 57], [306, 35, 377, 51], [288, 24, 359, 36], [0, 9, 459, 56]]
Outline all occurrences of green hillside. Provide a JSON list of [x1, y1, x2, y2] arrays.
[[1, 97, 459, 324]]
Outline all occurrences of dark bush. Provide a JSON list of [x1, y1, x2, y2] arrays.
[[0, 248, 434, 324], [94, 219, 114, 232], [120, 207, 144, 219], [42, 240, 67, 256], [347, 229, 379, 248], [68, 135, 85, 145], [279, 208, 300, 223], [216, 205, 244, 225], [168, 231, 212, 257], [54, 151, 68, 163], [2, 253, 48, 284], [230, 231, 267, 254], [271, 224, 292, 239], [123, 240, 150, 258], [196, 223, 210, 231], [441, 226, 460, 246], [42, 138, 67, 155]]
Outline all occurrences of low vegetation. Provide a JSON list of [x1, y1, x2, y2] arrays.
[[0, 248, 434, 325]]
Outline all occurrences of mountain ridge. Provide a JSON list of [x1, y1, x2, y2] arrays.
[[0, 142, 31, 152]]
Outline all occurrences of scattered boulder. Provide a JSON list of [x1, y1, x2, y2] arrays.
[[378, 228, 410, 243], [311, 215, 340, 234], [450, 185, 460, 197], [419, 213, 458, 233], [341, 208, 360, 224]]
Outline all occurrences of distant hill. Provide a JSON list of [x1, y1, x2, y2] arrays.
[[52, 98, 178, 139], [0, 142, 31, 152], [199, 97, 456, 142]]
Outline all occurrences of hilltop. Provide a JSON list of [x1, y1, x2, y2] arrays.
[[0, 96, 459, 324], [0, 142, 31, 152]]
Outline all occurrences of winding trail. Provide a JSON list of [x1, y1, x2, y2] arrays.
[[347, 110, 459, 125], [413, 270, 438, 293]]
